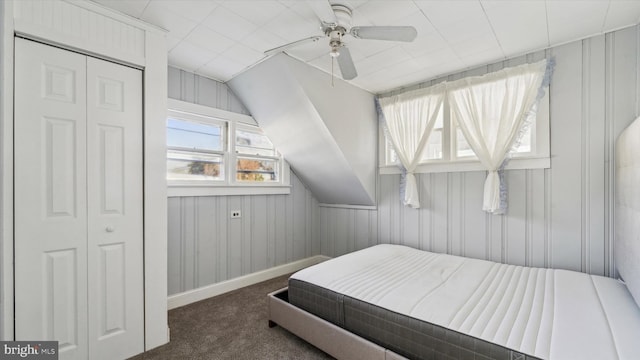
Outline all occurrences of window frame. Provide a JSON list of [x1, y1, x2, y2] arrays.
[[379, 86, 550, 174], [167, 99, 291, 197]]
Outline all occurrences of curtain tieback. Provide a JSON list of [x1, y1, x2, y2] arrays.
[[403, 171, 420, 208], [483, 170, 501, 213]]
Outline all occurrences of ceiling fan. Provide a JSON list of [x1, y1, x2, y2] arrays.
[[264, 0, 418, 81]]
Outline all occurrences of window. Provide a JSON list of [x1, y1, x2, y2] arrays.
[[167, 99, 290, 196], [235, 126, 280, 182], [380, 84, 550, 174]]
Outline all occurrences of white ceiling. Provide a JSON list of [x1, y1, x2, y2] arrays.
[[91, 0, 640, 93]]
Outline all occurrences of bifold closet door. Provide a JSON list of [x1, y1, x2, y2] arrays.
[[14, 38, 144, 360], [86, 55, 144, 360]]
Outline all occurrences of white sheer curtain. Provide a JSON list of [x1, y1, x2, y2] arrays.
[[379, 83, 446, 208], [447, 60, 548, 213]]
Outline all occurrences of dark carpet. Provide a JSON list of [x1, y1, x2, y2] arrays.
[[130, 275, 334, 360]]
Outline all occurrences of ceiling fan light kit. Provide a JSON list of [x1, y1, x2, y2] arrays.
[[264, 0, 418, 82]]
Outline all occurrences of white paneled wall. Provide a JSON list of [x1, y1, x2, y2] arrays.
[[319, 25, 640, 277], [167, 67, 318, 295], [168, 66, 250, 115]]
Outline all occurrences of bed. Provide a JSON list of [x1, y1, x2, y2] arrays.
[[268, 118, 640, 360]]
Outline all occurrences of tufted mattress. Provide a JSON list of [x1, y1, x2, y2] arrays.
[[289, 244, 640, 360]]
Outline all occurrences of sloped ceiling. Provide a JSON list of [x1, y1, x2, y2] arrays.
[[229, 53, 377, 206]]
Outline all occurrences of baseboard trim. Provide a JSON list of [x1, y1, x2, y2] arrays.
[[167, 255, 330, 310]]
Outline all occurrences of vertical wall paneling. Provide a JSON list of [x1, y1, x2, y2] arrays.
[[462, 171, 486, 260], [318, 26, 639, 276], [167, 198, 181, 295], [274, 195, 286, 266], [166, 70, 317, 295], [182, 198, 197, 290], [242, 196, 252, 275], [292, 174, 307, 260], [167, 67, 181, 100], [369, 210, 378, 248], [168, 66, 250, 115], [266, 196, 275, 267], [550, 40, 584, 272], [251, 196, 268, 273], [180, 71, 196, 105], [285, 179, 294, 263], [529, 170, 547, 268], [506, 170, 527, 266], [432, 173, 449, 254], [167, 175, 318, 295], [197, 197, 216, 287], [227, 197, 242, 279], [217, 196, 228, 282], [403, 192, 420, 249], [419, 174, 433, 251], [377, 175, 394, 244], [489, 203, 503, 263], [584, 35, 607, 275], [355, 210, 370, 251], [449, 173, 462, 256], [335, 209, 349, 256]]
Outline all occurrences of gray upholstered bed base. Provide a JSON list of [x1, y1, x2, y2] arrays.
[[269, 282, 541, 360], [268, 287, 406, 360]]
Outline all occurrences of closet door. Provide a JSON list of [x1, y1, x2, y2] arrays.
[[14, 38, 89, 360], [86, 57, 143, 359], [15, 38, 144, 360]]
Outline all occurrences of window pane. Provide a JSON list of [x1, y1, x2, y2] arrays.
[[422, 129, 443, 160], [514, 125, 532, 153], [513, 110, 536, 154], [236, 129, 276, 156], [167, 150, 224, 181], [237, 157, 278, 182], [167, 118, 222, 151], [456, 128, 476, 158]]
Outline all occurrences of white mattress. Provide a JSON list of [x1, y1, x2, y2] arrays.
[[291, 244, 640, 360]]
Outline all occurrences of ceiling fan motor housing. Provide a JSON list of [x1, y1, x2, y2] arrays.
[[324, 4, 352, 57]]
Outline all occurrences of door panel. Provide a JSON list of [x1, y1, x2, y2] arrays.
[[86, 56, 144, 360], [45, 117, 78, 217], [98, 126, 125, 215], [15, 38, 88, 360], [44, 249, 79, 351]]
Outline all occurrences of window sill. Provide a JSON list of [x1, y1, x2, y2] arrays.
[[167, 185, 291, 197], [379, 156, 550, 175]]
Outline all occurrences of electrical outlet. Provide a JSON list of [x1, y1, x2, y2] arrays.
[[231, 210, 242, 218]]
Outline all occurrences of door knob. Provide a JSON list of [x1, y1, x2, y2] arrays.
[[106, 226, 115, 233]]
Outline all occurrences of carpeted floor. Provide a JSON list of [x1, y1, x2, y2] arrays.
[[130, 275, 334, 360]]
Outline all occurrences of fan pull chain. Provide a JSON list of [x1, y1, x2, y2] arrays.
[[331, 56, 335, 87]]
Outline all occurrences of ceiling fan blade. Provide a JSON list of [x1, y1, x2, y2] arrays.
[[306, 0, 337, 25], [337, 46, 357, 80], [264, 35, 324, 56], [350, 26, 418, 42]]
